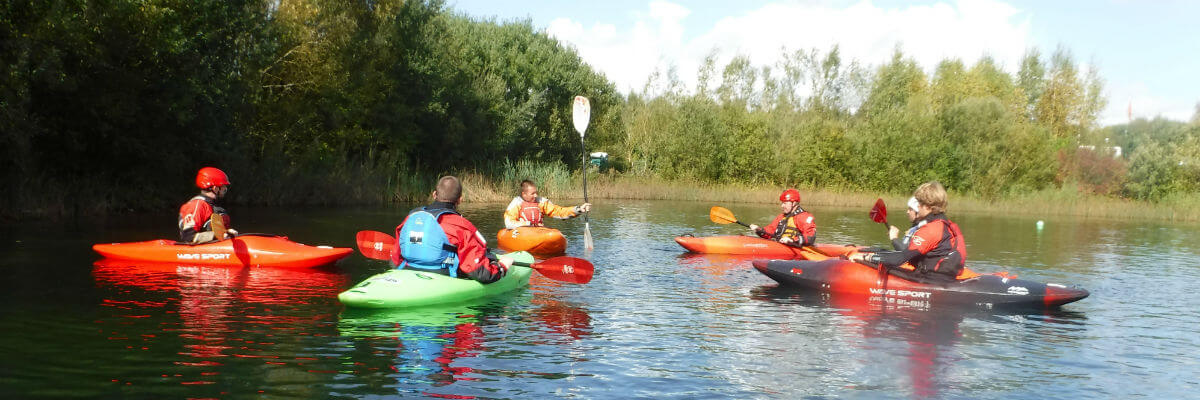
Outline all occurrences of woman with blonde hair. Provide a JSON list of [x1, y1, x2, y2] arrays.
[[849, 181, 967, 283]]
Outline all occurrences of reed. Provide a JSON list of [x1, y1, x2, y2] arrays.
[[417, 163, 1200, 223], [384, 161, 1200, 223]]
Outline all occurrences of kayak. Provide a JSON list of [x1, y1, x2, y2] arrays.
[[497, 227, 567, 255], [338, 251, 535, 309], [92, 235, 352, 268], [752, 258, 1089, 309], [674, 235, 858, 258]]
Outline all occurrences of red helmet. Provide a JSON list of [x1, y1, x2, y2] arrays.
[[195, 167, 230, 189], [779, 188, 800, 202]]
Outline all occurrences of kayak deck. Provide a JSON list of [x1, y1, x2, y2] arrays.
[[339, 251, 536, 309], [497, 227, 567, 255], [752, 258, 1089, 309], [92, 235, 352, 268]]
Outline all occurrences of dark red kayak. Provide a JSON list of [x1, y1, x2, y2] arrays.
[[752, 258, 1088, 309]]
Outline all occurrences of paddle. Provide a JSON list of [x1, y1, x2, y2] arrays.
[[869, 198, 889, 232], [866, 200, 891, 298], [573, 96, 594, 251], [354, 230, 593, 284], [709, 206, 750, 228], [709, 206, 817, 250]]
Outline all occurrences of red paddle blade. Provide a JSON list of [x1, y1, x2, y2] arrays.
[[531, 256, 594, 284], [355, 230, 395, 260], [869, 198, 888, 224]]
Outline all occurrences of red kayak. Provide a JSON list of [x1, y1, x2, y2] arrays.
[[92, 235, 352, 268], [674, 235, 858, 258], [752, 250, 1089, 309]]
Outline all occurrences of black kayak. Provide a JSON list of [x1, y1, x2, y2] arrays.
[[752, 258, 1089, 309]]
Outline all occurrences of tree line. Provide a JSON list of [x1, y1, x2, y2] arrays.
[[2, 0, 1196, 219]]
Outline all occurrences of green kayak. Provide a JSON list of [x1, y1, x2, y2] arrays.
[[338, 251, 535, 308]]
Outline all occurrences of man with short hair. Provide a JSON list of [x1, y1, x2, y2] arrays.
[[503, 179, 591, 230], [393, 176, 513, 284]]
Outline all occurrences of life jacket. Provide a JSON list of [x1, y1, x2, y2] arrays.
[[396, 206, 461, 277], [519, 200, 543, 226], [912, 217, 967, 278], [770, 208, 812, 243], [178, 195, 229, 242]]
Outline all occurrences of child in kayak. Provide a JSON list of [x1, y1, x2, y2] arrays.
[[503, 180, 592, 230], [178, 167, 238, 243], [748, 188, 817, 246], [393, 176, 515, 284], [849, 181, 968, 283]]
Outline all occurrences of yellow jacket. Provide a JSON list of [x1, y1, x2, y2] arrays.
[[503, 196, 578, 229]]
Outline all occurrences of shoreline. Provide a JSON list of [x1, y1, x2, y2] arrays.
[[450, 172, 1200, 223]]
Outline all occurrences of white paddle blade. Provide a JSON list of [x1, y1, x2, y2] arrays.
[[572, 96, 591, 137], [583, 222, 594, 250]]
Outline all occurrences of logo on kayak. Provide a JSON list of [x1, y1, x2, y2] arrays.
[[745, 243, 769, 248], [563, 264, 574, 274], [790, 268, 803, 275], [869, 288, 932, 299], [1006, 286, 1029, 295], [177, 253, 232, 260]]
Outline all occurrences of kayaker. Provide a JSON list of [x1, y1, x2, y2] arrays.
[[503, 180, 592, 229], [393, 176, 514, 284], [848, 181, 967, 283], [178, 167, 238, 243], [747, 188, 817, 246], [890, 196, 922, 250]]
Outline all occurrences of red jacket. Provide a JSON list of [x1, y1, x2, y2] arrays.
[[178, 195, 229, 242], [756, 210, 817, 246], [392, 202, 507, 283]]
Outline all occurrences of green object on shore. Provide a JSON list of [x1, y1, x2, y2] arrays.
[[338, 252, 535, 309]]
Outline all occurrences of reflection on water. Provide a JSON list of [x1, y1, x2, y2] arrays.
[[1, 201, 1199, 398]]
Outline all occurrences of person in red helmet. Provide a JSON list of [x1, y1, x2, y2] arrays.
[[748, 188, 817, 246], [178, 167, 238, 243]]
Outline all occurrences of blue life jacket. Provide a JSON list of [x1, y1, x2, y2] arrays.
[[397, 207, 460, 277]]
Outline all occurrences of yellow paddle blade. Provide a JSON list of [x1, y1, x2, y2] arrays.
[[709, 206, 738, 225]]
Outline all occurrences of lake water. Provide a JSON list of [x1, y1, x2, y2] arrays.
[[1, 200, 1198, 398]]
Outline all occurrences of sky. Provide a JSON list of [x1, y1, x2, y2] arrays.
[[446, 0, 1200, 126]]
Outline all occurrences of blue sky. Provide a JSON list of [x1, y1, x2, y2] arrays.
[[446, 0, 1199, 125]]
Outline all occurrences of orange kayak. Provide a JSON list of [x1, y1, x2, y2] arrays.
[[497, 227, 567, 255], [674, 235, 858, 259], [92, 235, 352, 268]]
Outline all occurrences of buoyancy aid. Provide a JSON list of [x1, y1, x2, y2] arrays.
[[396, 206, 461, 277], [909, 215, 967, 278], [519, 200, 543, 226], [178, 195, 229, 243]]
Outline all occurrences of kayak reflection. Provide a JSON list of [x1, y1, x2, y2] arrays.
[[336, 291, 592, 394], [91, 259, 347, 392], [751, 285, 1086, 397]]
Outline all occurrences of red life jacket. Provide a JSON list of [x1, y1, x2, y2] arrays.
[[911, 217, 967, 277], [519, 200, 543, 226]]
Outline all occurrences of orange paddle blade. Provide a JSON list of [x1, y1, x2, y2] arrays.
[[709, 206, 738, 225], [355, 230, 395, 260], [528, 256, 594, 284]]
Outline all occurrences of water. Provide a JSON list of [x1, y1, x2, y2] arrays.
[[2, 200, 1198, 398]]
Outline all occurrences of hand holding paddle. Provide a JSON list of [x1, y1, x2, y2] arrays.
[[355, 230, 593, 284]]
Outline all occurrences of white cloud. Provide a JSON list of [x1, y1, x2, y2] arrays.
[[546, 0, 1032, 94], [1103, 82, 1195, 125]]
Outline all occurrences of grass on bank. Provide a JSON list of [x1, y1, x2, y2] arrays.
[[403, 162, 1200, 223]]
